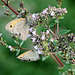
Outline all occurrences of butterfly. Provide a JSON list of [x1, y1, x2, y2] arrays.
[[5, 18, 29, 40], [17, 50, 40, 61]]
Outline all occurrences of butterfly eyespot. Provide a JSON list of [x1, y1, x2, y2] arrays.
[[19, 33, 21, 36], [15, 34, 17, 35], [10, 25, 12, 28], [29, 59, 31, 61], [20, 57, 22, 58]]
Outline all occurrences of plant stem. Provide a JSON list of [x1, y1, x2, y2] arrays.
[[44, 25, 57, 39], [1, 0, 19, 15], [53, 54, 64, 67], [49, 28, 57, 39], [50, 54, 62, 66], [54, 24, 56, 34], [45, 24, 64, 67], [13, 47, 30, 51], [71, 69, 73, 75], [67, 71, 71, 75], [57, 18, 59, 36]]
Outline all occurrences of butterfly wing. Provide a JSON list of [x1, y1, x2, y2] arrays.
[[5, 18, 29, 40], [17, 50, 40, 61]]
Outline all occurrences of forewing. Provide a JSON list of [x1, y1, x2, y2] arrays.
[[17, 50, 40, 61]]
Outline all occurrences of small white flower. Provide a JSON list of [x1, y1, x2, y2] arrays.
[[42, 32, 45, 34], [73, 37, 75, 42], [32, 38, 36, 42], [31, 14, 36, 20], [32, 31, 36, 36], [29, 27, 33, 32], [34, 45, 38, 50], [63, 8, 67, 13], [42, 8, 48, 15], [41, 35, 45, 40], [32, 14, 36, 18], [30, 24, 33, 26], [36, 40, 39, 43], [51, 11, 55, 16], [57, 47, 59, 49], [0, 33, 2, 36], [46, 30, 49, 34], [8, 45, 13, 51], [65, 10, 67, 13], [10, 48, 13, 51], [8, 45, 12, 48], [38, 49, 43, 54], [27, 34, 31, 38], [50, 38, 54, 42], [21, 10, 25, 13], [35, 13, 39, 18]]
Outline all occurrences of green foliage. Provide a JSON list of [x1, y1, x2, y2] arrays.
[[60, 64, 72, 72], [42, 56, 49, 61], [16, 49, 20, 56], [36, 26, 47, 35], [55, 20, 59, 23], [20, 41, 25, 47], [59, 29, 70, 35], [49, 23, 55, 28], [53, 40, 58, 46]]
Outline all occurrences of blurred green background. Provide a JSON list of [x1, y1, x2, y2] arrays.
[[0, 0, 75, 75]]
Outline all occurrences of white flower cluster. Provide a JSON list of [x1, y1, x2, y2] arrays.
[[30, 5, 67, 25], [8, 45, 13, 51], [29, 26, 51, 54]]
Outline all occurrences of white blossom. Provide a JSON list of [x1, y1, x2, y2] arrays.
[[10, 48, 13, 51], [8, 45, 12, 48], [32, 31, 36, 36], [46, 30, 49, 34], [21, 10, 25, 13], [32, 38, 36, 42], [38, 49, 43, 54], [31, 14, 36, 20], [29, 27, 33, 32], [36, 40, 39, 43], [0, 33, 2, 36], [65, 10, 67, 13], [8, 45, 13, 51], [50, 38, 54, 42], [27, 34, 31, 38], [51, 11, 55, 16], [42, 8, 48, 15], [41, 35, 45, 40], [34, 45, 38, 50]]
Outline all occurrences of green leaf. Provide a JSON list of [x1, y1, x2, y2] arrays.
[[14, 40, 19, 44], [59, 30, 70, 35], [73, 44, 75, 49], [8, 0, 10, 3], [42, 56, 49, 61], [60, 64, 72, 72], [59, 16, 64, 19], [2, 5, 5, 8], [54, 20, 59, 23], [11, 14, 16, 17], [49, 23, 55, 28], [53, 40, 58, 46], [36, 26, 47, 35], [57, 51, 62, 55], [16, 49, 20, 56], [20, 41, 24, 47]]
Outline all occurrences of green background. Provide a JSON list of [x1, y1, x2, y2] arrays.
[[0, 0, 75, 75]]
